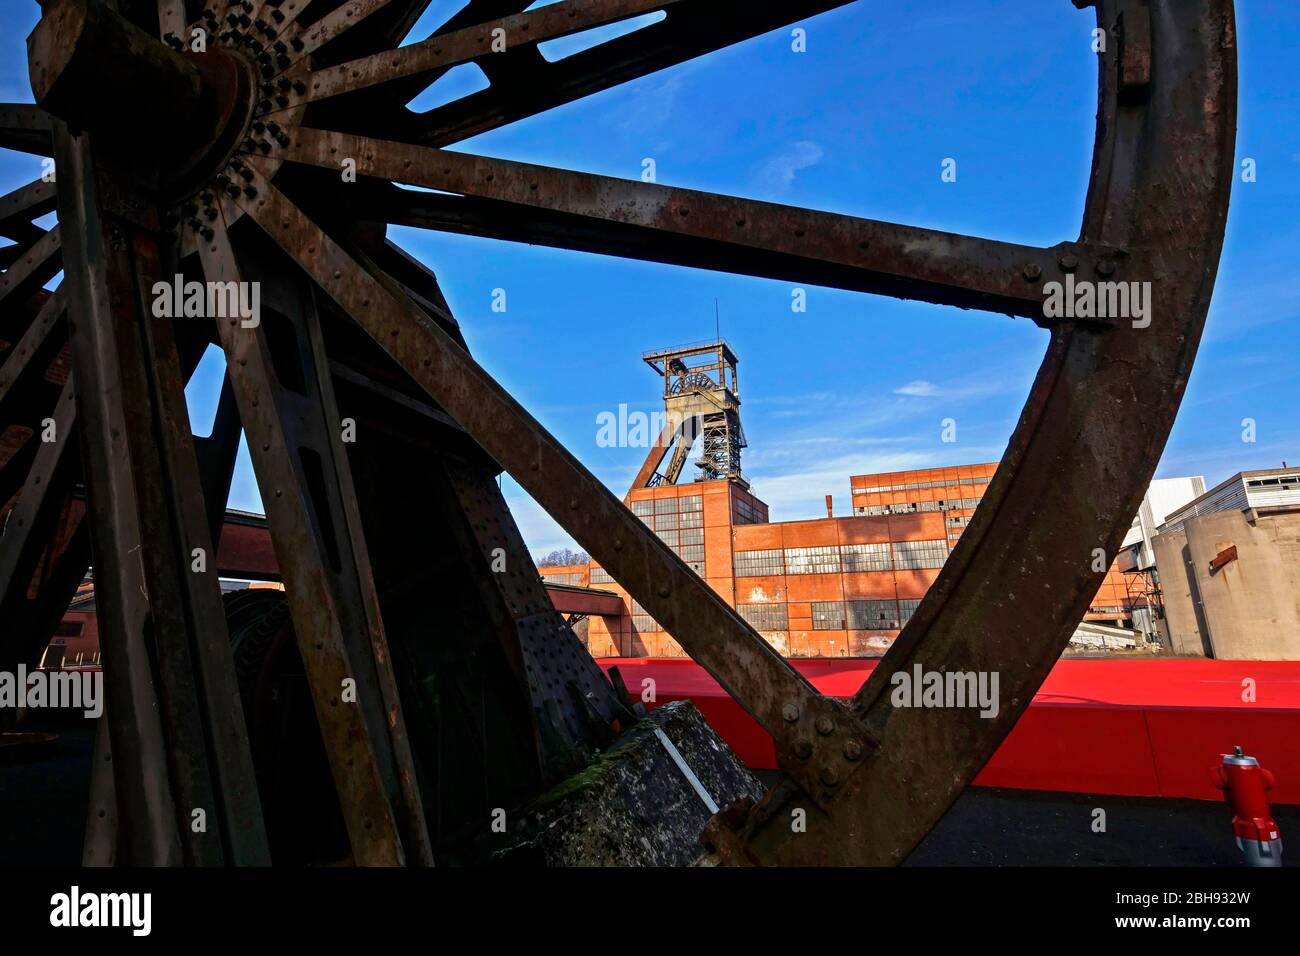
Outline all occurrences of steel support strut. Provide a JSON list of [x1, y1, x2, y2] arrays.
[[51, 127, 268, 865], [197, 212, 433, 865]]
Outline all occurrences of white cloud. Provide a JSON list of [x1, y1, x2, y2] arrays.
[[755, 141, 824, 192], [746, 446, 1003, 522], [893, 380, 941, 397]]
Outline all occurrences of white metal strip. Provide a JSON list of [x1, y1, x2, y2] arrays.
[[653, 726, 719, 814]]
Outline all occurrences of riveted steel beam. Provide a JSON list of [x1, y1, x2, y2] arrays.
[[0, 104, 54, 156], [274, 0, 687, 109], [381, 1, 854, 148], [281, 128, 1114, 321], [0, 179, 59, 246], [197, 208, 433, 865], [53, 124, 268, 865]]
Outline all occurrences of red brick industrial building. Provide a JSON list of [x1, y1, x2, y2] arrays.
[[543, 341, 1152, 658], [546, 462, 1150, 658]]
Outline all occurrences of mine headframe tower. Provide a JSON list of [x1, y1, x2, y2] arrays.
[[637, 340, 747, 490]]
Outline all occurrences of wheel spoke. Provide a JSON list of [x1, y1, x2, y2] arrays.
[[277, 0, 685, 108], [0, 179, 59, 245], [0, 104, 54, 156], [282, 0, 408, 62], [0, 290, 64, 406], [0, 380, 80, 665], [54, 123, 271, 865], [402, 0, 855, 147], [285, 128, 1104, 319], [198, 206, 434, 865], [235, 159, 873, 804], [0, 226, 62, 309]]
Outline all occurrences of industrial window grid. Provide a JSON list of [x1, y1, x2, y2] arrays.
[[1246, 475, 1300, 488], [809, 600, 908, 630], [847, 599, 901, 630], [630, 598, 661, 632], [540, 571, 583, 585], [841, 542, 892, 572], [651, 513, 676, 531], [850, 476, 993, 495], [892, 540, 948, 569], [733, 548, 785, 577], [784, 545, 842, 575], [811, 601, 846, 630], [898, 599, 922, 626], [734, 541, 953, 576], [737, 603, 788, 631], [590, 567, 615, 584], [945, 515, 971, 528], [641, 494, 704, 528], [852, 496, 983, 517], [630, 496, 710, 574], [733, 495, 766, 526]]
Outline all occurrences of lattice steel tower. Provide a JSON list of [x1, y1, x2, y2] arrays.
[[633, 341, 748, 490]]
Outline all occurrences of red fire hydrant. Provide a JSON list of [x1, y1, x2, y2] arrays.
[[1214, 746, 1283, 867]]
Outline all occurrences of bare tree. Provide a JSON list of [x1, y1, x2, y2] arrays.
[[536, 548, 590, 567]]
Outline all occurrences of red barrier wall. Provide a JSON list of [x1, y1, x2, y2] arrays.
[[597, 658, 1300, 803]]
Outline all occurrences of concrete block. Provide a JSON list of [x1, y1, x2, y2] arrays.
[[489, 701, 764, 866]]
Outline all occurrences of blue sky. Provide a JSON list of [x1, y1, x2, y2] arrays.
[[2, 1, 1296, 555]]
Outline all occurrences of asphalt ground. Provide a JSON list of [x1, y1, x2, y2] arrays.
[[2, 729, 1293, 866]]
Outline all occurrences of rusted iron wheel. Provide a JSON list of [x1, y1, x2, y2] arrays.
[[0, 0, 1234, 865]]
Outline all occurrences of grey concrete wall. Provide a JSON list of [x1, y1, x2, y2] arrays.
[[1151, 528, 1207, 656], [1183, 510, 1300, 660]]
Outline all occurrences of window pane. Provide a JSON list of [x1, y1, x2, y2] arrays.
[[737, 603, 788, 630], [811, 601, 846, 630], [784, 546, 841, 575], [734, 549, 784, 576]]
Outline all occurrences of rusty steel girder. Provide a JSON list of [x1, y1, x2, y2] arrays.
[[0, 0, 1234, 866]]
